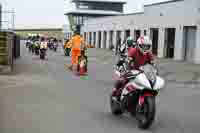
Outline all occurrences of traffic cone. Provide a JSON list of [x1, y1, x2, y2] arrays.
[[78, 66, 87, 76]]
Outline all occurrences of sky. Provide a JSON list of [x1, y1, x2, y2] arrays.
[[1, 0, 168, 29]]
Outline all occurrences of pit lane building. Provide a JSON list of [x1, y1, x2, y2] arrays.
[[65, 0, 200, 64], [64, 0, 126, 36]]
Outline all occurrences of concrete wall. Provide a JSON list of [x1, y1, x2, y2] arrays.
[[0, 31, 14, 73]]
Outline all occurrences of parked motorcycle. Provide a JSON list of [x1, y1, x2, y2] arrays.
[[28, 41, 33, 53], [53, 45, 57, 52], [110, 64, 165, 129]]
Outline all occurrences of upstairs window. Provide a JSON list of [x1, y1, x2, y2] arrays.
[[78, 2, 89, 9]]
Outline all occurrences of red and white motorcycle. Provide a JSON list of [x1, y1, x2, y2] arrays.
[[110, 64, 165, 129]]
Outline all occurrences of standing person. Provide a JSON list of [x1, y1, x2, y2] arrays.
[[64, 39, 70, 56], [53, 38, 58, 52], [116, 37, 121, 55], [66, 31, 87, 70], [40, 37, 48, 59]]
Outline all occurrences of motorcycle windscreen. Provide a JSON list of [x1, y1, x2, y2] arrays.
[[153, 76, 165, 90], [133, 73, 152, 89]]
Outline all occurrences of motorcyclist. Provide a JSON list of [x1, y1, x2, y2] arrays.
[[115, 36, 135, 69], [34, 39, 40, 55], [128, 35, 154, 70], [53, 38, 58, 51], [26, 36, 31, 48], [40, 37, 48, 57], [66, 31, 87, 70], [64, 39, 71, 56], [112, 34, 155, 101]]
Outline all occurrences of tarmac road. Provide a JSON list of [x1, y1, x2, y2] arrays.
[[0, 41, 200, 133]]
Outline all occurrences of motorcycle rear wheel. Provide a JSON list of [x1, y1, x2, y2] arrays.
[[136, 96, 156, 129]]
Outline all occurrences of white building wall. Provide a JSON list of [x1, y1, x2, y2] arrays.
[[83, 0, 200, 31], [113, 31, 117, 50], [80, 0, 200, 63], [106, 31, 110, 49], [101, 31, 104, 48], [193, 26, 200, 64], [157, 27, 165, 58], [174, 26, 184, 60], [121, 31, 125, 42], [95, 32, 99, 48], [130, 30, 134, 39], [91, 31, 94, 46]]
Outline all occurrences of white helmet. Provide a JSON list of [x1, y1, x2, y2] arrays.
[[137, 35, 152, 53]]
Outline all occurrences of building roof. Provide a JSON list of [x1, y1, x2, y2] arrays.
[[144, 0, 184, 7], [123, 12, 144, 16], [65, 9, 123, 15], [15, 28, 63, 32], [72, 0, 126, 4]]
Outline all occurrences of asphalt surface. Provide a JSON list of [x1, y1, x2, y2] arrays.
[[0, 41, 200, 133]]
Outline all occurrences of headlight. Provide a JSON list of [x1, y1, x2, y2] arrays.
[[146, 71, 156, 82]]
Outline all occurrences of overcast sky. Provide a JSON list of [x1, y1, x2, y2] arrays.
[[1, 0, 167, 29]]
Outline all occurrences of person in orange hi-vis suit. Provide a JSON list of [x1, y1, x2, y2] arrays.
[[66, 32, 87, 70]]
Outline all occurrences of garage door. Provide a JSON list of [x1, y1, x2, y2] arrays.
[[184, 26, 197, 61]]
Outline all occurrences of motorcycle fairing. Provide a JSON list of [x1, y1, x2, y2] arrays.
[[153, 76, 165, 90], [134, 73, 152, 89], [120, 82, 142, 100]]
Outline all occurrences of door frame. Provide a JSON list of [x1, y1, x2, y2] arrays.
[[183, 26, 197, 61], [164, 28, 176, 58], [150, 28, 159, 55]]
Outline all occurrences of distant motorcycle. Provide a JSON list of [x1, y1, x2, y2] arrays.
[[34, 42, 40, 55], [40, 48, 46, 60], [53, 44, 57, 52], [28, 42, 33, 53], [49, 43, 54, 50], [31, 43, 35, 54]]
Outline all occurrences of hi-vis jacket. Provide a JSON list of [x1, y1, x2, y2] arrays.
[[66, 35, 87, 50]]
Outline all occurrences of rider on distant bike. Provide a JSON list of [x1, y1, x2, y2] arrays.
[[40, 37, 48, 56]]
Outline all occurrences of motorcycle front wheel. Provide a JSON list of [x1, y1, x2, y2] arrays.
[[110, 95, 123, 116], [136, 96, 156, 129]]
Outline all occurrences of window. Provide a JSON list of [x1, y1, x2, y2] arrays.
[[79, 2, 89, 9]]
